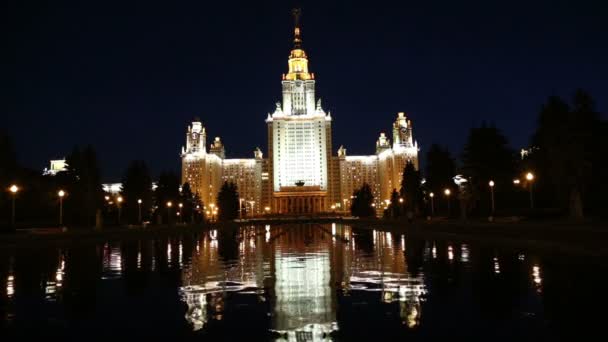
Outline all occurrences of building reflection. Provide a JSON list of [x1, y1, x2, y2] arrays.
[[180, 224, 427, 339]]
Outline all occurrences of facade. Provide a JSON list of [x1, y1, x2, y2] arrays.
[[43, 159, 68, 176], [180, 11, 419, 216]]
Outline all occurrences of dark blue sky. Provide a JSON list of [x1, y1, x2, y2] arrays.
[[4, 0, 607, 181]]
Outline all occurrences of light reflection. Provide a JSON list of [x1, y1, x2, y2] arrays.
[[180, 224, 427, 336], [432, 244, 437, 259], [167, 243, 172, 264], [179, 241, 184, 266], [493, 257, 500, 274], [532, 265, 542, 288], [448, 245, 454, 261], [6, 275, 14, 299], [461, 244, 469, 263]]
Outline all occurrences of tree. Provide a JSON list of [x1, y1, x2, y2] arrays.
[[180, 182, 202, 223], [400, 161, 423, 215], [461, 124, 516, 215], [385, 189, 401, 219], [425, 144, 456, 195], [532, 90, 600, 219], [217, 181, 239, 221], [351, 183, 375, 218], [120, 160, 153, 224], [0, 131, 18, 184], [154, 171, 180, 223], [64, 145, 103, 226]]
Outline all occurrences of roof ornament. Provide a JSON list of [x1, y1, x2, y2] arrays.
[[293, 8, 302, 49]]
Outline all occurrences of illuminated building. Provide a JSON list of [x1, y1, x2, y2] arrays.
[[43, 159, 68, 176], [180, 10, 419, 215]]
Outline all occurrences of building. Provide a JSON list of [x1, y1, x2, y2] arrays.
[[43, 159, 68, 176], [181, 10, 419, 216]]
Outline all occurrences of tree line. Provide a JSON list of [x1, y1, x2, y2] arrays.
[[0, 131, 242, 231], [350, 89, 608, 220]]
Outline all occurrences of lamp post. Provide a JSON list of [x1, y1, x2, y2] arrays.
[[58, 190, 65, 226], [526, 172, 535, 209], [178, 203, 183, 223], [117, 196, 123, 225], [9, 185, 19, 228], [166, 201, 173, 225], [429, 192, 435, 216], [239, 198, 244, 219], [444, 188, 451, 216], [489, 180, 495, 215], [137, 199, 142, 224], [248, 201, 255, 217]]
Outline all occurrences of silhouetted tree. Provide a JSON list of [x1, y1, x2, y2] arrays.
[[217, 182, 239, 221], [425, 144, 456, 195], [64, 145, 103, 226], [120, 160, 153, 224], [180, 182, 202, 223], [351, 183, 375, 217], [461, 124, 516, 215], [400, 161, 423, 215], [0, 131, 18, 184], [154, 171, 180, 223], [385, 189, 401, 219], [532, 90, 600, 219]]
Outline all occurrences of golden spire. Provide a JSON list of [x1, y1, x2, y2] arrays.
[[293, 8, 302, 49], [285, 8, 312, 81]]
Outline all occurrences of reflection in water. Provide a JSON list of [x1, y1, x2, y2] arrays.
[[179, 225, 426, 340], [1, 223, 599, 339]]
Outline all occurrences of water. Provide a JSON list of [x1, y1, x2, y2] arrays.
[[0, 223, 606, 340]]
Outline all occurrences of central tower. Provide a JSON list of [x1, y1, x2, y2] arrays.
[[265, 9, 334, 214]]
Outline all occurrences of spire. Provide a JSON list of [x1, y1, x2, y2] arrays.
[[293, 8, 302, 49], [285, 8, 311, 81]]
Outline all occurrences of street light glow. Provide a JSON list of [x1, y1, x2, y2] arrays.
[[58, 190, 65, 197], [117, 196, 123, 203], [167, 201, 173, 208], [137, 199, 142, 204], [513, 179, 520, 185], [430, 192, 434, 198], [526, 172, 534, 181], [489, 180, 495, 187], [444, 189, 451, 196], [9, 185, 18, 194]]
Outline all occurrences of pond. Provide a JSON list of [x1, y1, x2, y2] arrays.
[[0, 223, 605, 340]]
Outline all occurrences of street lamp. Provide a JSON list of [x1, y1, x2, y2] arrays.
[[429, 192, 435, 216], [117, 196, 123, 225], [239, 198, 244, 219], [248, 201, 255, 217], [167, 201, 173, 225], [58, 190, 66, 226], [137, 199, 142, 224], [9, 185, 19, 228], [178, 203, 183, 223], [444, 188, 451, 216], [489, 180, 495, 215], [526, 172, 535, 209]]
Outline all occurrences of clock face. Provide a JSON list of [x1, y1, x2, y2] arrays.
[[400, 127, 407, 134]]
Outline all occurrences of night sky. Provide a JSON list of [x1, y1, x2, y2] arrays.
[[4, 0, 607, 181]]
